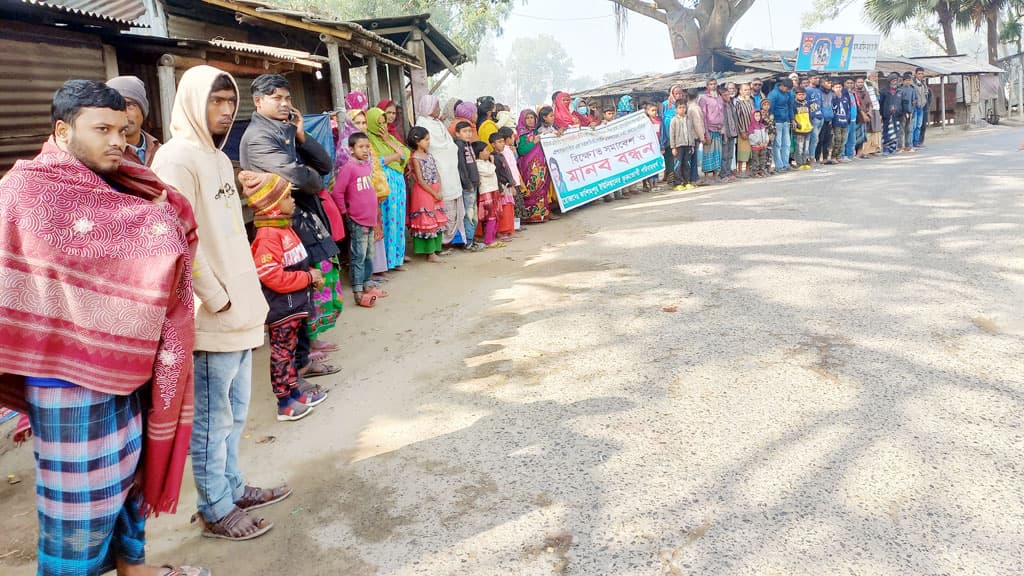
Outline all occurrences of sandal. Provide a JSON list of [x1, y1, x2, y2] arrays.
[[235, 484, 292, 511], [161, 565, 211, 576], [487, 241, 507, 249], [365, 286, 389, 298], [354, 292, 377, 308], [298, 378, 329, 397], [195, 507, 273, 541], [299, 360, 342, 378], [311, 341, 339, 353]]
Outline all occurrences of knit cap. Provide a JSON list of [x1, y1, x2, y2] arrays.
[[238, 171, 292, 226], [106, 76, 149, 118]]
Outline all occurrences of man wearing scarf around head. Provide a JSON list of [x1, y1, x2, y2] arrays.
[[0, 79, 209, 575]]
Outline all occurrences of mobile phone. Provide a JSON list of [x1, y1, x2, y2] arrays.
[[288, 111, 296, 122]]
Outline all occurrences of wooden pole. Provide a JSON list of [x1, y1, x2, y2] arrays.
[[377, 64, 391, 101], [102, 44, 119, 79], [367, 56, 380, 103], [322, 36, 345, 112], [1018, 55, 1023, 119], [157, 55, 177, 142], [940, 74, 946, 130], [406, 29, 429, 118]]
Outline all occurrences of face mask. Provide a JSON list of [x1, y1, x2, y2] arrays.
[[579, 106, 589, 115]]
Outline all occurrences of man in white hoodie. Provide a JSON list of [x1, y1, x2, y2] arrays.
[[152, 66, 286, 541]]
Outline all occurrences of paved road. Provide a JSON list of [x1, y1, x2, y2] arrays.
[[2, 127, 1022, 575]]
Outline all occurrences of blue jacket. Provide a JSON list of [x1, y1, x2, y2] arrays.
[[898, 85, 916, 115], [768, 87, 794, 124], [832, 92, 851, 127], [806, 86, 824, 120], [820, 90, 835, 121]]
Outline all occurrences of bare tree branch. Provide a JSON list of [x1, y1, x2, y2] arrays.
[[608, 0, 669, 24], [733, 0, 755, 15], [653, 0, 683, 12], [695, 0, 714, 23]]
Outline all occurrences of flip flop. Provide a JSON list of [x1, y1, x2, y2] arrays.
[[355, 292, 377, 308]]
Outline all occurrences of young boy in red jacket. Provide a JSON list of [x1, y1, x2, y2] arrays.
[[242, 171, 328, 422]]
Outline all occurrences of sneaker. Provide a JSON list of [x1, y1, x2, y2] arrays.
[[277, 399, 313, 422], [674, 184, 686, 191]]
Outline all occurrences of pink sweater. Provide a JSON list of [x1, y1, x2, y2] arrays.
[[331, 158, 377, 227]]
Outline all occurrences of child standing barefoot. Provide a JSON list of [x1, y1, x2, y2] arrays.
[[406, 126, 448, 262]]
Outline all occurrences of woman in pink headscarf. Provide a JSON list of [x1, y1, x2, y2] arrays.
[[346, 91, 369, 111]]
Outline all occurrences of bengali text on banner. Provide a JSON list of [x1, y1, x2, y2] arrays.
[[539, 112, 665, 212]]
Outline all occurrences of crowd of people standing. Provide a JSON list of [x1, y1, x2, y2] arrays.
[[0, 61, 935, 575]]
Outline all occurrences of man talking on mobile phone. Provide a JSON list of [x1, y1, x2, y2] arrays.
[[239, 74, 339, 385]]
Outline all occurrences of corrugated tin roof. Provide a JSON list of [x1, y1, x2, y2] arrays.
[[208, 39, 326, 68], [907, 55, 1004, 75], [353, 14, 468, 76], [575, 71, 777, 100], [19, 0, 146, 25], [215, 0, 418, 63]]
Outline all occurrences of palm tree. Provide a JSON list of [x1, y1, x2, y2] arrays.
[[862, 0, 962, 55]]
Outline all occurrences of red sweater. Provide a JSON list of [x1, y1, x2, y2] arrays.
[[251, 226, 311, 294]]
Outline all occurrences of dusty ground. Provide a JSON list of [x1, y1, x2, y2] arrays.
[[2, 125, 1023, 575]]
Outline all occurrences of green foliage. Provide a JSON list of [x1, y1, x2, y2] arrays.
[[269, 0, 515, 60], [505, 33, 574, 107]]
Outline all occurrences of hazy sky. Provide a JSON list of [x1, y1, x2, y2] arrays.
[[497, 0, 880, 80]]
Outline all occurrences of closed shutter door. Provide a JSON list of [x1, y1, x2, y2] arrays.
[[0, 29, 105, 175]]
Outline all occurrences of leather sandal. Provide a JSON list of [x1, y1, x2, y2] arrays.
[[299, 360, 341, 378], [235, 484, 292, 512], [197, 507, 273, 541]]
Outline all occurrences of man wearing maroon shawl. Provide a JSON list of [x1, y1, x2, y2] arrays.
[[0, 80, 207, 575]]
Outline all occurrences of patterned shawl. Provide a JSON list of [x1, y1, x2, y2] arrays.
[[367, 107, 410, 173], [0, 138, 197, 516]]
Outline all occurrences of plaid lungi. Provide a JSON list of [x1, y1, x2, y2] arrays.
[[701, 132, 723, 172], [26, 383, 146, 575]]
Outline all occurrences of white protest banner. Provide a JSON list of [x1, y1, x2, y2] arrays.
[[539, 112, 665, 212]]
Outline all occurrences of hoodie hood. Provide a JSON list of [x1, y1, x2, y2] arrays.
[[168, 65, 238, 152]]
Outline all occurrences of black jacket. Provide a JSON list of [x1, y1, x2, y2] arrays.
[[456, 138, 480, 190], [493, 150, 515, 188], [240, 112, 339, 264]]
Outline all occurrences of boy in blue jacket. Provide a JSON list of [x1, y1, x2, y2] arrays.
[[827, 83, 852, 164]]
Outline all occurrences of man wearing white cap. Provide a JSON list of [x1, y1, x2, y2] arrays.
[[107, 75, 161, 166]]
